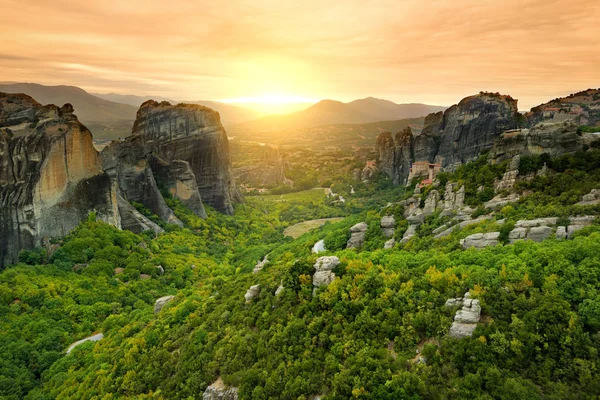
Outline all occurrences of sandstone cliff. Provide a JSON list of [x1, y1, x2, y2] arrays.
[[131, 101, 241, 214], [0, 93, 119, 267]]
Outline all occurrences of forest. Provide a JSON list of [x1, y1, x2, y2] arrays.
[[1, 149, 600, 400]]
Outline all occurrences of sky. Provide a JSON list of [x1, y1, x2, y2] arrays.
[[0, 0, 599, 111]]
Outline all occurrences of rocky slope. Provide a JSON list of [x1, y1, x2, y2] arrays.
[[0, 93, 119, 267], [103, 100, 240, 227], [526, 88, 600, 127]]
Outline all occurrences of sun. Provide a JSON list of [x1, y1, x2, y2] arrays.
[[220, 94, 318, 114]]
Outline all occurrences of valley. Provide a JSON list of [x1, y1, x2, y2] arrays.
[[1, 87, 600, 400]]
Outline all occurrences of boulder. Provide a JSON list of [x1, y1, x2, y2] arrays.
[[462, 232, 500, 249], [347, 222, 368, 248], [384, 238, 395, 249], [508, 227, 528, 243], [244, 284, 260, 303], [350, 222, 368, 232], [312, 239, 326, 253], [154, 295, 175, 314], [203, 377, 239, 400], [484, 193, 519, 209], [401, 224, 418, 243], [448, 293, 482, 338], [314, 256, 340, 271], [527, 225, 553, 242], [380, 215, 396, 238], [578, 189, 600, 205], [555, 226, 567, 240], [253, 256, 269, 274], [275, 284, 284, 297]]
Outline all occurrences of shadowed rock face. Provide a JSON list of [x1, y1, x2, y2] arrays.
[[376, 127, 414, 185], [132, 100, 241, 214], [376, 93, 519, 184], [488, 121, 591, 164], [0, 92, 119, 267], [433, 93, 518, 168]]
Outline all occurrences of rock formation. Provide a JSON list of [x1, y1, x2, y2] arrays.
[[313, 256, 339, 295], [100, 100, 242, 232], [347, 222, 368, 248], [377, 93, 519, 184], [380, 215, 396, 238], [578, 189, 600, 206], [461, 232, 500, 249], [0, 93, 120, 267], [203, 377, 239, 400], [253, 255, 268, 274], [312, 239, 326, 253], [488, 122, 590, 164], [154, 295, 175, 314], [446, 293, 481, 338], [244, 284, 261, 302], [132, 100, 241, 214]]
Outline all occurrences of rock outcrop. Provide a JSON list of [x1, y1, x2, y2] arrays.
[[132, 101, 241, 214], [447, 293, 481, 338], [461, 232, 500, 249], [253, 256, 268, 274], [347, 222, 368, 248], [0, 93, 120, 267], [101, 135, 183, 228], [376, 127, 414, 185], [380, 215, 396, 238], [154, 295, 175, 314], [313, 256, 339, 294], [578, 189, 600, 206], [488, 122, 590, 164], [244, 284, 260, 302], [376, 93, 519, 184], [203, 377, 239, 400], [312, 239, 326, 253]]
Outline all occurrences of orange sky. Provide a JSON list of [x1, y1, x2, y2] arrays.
[[0, 0, 598, 110]]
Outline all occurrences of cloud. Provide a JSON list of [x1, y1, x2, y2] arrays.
[[0, 0, 598, 108]]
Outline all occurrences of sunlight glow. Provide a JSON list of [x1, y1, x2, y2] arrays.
[[220, 94, 318, 105]]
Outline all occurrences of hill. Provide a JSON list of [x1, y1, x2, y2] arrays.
[[239, 97, 446, 130], [92, 92, 264, 126], [0, 83, 137, 141]]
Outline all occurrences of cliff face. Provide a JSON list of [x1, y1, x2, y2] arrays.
[[0, 93, 119, 267], [131, 101, 240, 214], [488, 121, 592, 164], [376, 127, 414, 185], [526, 88, 600, 127], [433, 93, 519, 169], [376, 93, 519, 184]]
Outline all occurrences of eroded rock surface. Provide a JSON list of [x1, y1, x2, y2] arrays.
[[447, 293, 481, 338], [0, 93, 120, 267], [203, 377, 239, 400], [347, 222, 368, 248], [154, 295, 175, 314], [244, 284, 260, 302]]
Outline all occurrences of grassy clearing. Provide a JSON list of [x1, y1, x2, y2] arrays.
[[258, 188, 327, 202], [283, 217, 345, 238]]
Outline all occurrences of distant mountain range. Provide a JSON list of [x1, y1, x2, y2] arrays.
[[238, 97, 447, 129], [0, 82, 447, 142], [92, 92, 264, 126]]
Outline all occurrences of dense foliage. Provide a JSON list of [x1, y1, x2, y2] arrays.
[[2, 151, 600, 399]]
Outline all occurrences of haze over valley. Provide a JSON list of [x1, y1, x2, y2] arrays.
[[1, 1, 600, 399]]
